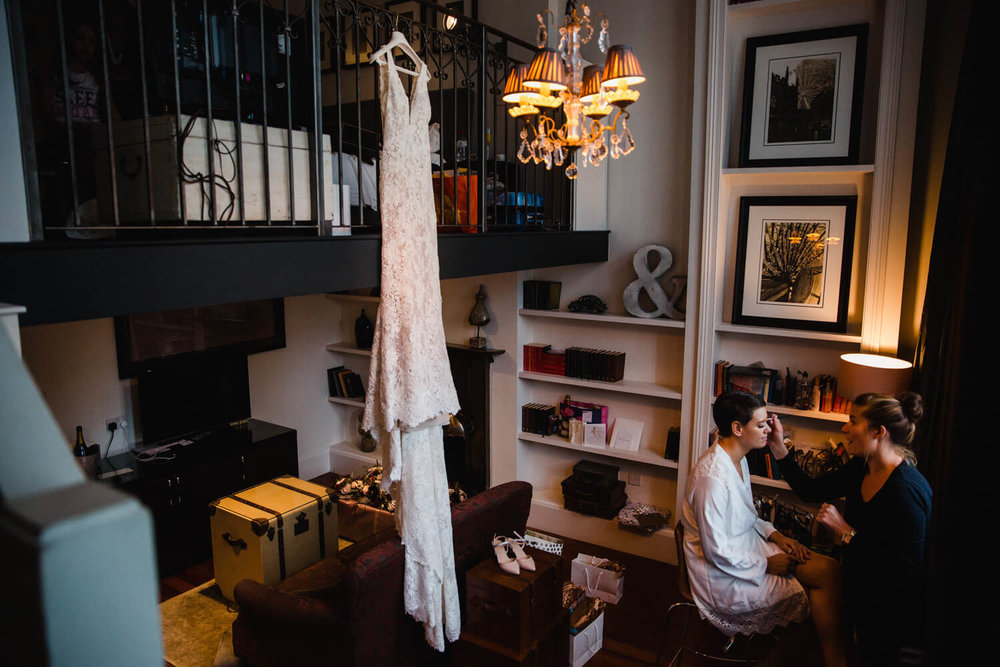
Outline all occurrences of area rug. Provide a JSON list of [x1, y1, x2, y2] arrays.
[[160, 579, 241, 667]]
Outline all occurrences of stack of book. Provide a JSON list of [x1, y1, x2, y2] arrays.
[[521, 403, 557, 435], [522, 280, 562, 310], [523, 343, 566, 375], [328, 366, 366, 399], [565, 347, 625, 382]]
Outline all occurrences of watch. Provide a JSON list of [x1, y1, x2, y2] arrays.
[[841, 529, 856, 545]]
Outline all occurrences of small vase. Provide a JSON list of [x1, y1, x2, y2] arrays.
[[355, 308, 374, 349]]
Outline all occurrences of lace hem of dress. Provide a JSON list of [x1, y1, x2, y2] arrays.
[[697, 590, 810, 636]]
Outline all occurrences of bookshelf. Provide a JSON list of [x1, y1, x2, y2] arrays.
[[689, 0, 923, 501]]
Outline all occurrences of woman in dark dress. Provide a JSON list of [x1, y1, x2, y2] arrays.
[[765, 392, 932, 666]]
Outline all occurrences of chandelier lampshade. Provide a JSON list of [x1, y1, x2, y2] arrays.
[[524, 48, 568, 91], [503, 64, 531, 102], [602, 44, 645, 87], [580, 65, 604, 102]]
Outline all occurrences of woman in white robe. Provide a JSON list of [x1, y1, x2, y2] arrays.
[[681, 391, 846, 667]]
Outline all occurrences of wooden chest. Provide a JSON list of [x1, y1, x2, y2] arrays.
[[455, 609, 569, 667], [464, 545, 564, 656], [209, 475, 338, 600]]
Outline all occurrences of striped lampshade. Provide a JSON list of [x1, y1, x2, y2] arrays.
[[502, 64, 531, 103], [580, 65, 604, 103], [524, 48, 568, 91], [602, 44, 645, 88]]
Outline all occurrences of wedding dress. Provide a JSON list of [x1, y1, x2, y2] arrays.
[[362, 43, 462, 652]]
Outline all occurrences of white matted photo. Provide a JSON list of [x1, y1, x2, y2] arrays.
[[732, 196, 856, 332], [739, 24, 868, 167]]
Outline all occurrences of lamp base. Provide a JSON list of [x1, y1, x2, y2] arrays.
[[469, 336, 487, 349]]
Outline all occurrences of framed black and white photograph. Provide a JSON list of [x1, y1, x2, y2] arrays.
[[739, 24, 867, 167], [732, 196, 856, 332]]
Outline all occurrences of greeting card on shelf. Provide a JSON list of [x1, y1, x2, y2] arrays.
[[609, 418, 644, 452], [583, 423, 608, 449]]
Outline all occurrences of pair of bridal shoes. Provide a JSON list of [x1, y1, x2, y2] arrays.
[[492, 533, 536, 575]]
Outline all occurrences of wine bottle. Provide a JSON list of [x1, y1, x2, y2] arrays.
[[73, 425, 88, 457]]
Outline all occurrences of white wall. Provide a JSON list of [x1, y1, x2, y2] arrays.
[[1, 1, 31, 242]]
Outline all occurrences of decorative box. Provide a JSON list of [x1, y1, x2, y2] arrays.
[[209, 475, 338, 600], [464, 546, 563, 656]]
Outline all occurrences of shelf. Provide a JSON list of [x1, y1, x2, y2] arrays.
[[518, 308, 685, 330], [716, 323, 862, 344], [325, 342, 373, 356], [749, 475, 791, 491], [767, 404, 849, 423], [528, 490, 677, 563], [727, 0, 869, 18], [518, 432, 679, 470], [721, 164, 874, 176], [328, 396, 365, 408], [518, 371, 682, 400], [325, 293, 381, 304]]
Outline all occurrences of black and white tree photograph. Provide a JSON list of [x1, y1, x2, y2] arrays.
[[765, 55, 839, 145], [758, 220, 829, 305]]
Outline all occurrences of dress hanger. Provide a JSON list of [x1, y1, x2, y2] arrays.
[[369, 29, 423, 77]]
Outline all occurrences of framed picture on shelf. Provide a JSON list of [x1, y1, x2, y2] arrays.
[[732, 196, 856, 332], [738, 24, 868, 167]]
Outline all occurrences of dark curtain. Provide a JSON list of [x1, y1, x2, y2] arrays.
[[912, 0, 986, 663]]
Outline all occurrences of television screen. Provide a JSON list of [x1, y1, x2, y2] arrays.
[[114, 299, 285, 378], [137, 352, 251, 446]]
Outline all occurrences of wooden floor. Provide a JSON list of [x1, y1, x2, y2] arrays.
[[159, 527, 827, 666]]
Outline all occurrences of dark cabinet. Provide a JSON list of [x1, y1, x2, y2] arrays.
[[100, 419, 297, 575]]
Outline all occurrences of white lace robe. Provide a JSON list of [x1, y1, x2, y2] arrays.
[[362, 53, 462, 652], [681, 445, 810, 635]]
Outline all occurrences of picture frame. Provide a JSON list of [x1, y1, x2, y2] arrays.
[[319, 23, 333, 73], [732, 196, 856, 332], [739, 24, 868, 167]]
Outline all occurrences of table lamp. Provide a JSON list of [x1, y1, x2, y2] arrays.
[[838, 353, 913, 400]]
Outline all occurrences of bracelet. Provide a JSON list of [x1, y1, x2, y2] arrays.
[[841, 529, 856, 545]]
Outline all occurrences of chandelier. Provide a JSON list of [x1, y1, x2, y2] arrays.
[[502, 1, 644, 179]]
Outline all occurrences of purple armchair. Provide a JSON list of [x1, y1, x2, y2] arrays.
[[231, 481, 532, 667]]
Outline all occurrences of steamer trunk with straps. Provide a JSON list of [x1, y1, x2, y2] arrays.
[[209, 475, 339, 600]]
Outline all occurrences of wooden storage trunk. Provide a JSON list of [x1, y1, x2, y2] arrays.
[[209, 475, 338, 600], [95, 114, 342, 224], [464, 546, 563, 656], [455, 609, 570, 667]]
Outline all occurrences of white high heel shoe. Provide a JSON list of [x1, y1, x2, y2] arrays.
[[509, 531, 536, 572], [492, 535, 520, 575]]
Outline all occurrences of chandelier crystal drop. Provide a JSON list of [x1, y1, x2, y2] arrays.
[[504, 1, 644, 179]]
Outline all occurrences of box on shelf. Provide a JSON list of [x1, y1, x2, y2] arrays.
[[464, 546, 563, 656], [209, 475, 338, 600], [95, 114, 342, 224], [523, 280, 562, 309], [570, 553, 624, 604], [570, 611, 604, 667]]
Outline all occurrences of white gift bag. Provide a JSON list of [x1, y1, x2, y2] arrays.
[[570, 611, 604, 667], [570, 553, 624, 604]]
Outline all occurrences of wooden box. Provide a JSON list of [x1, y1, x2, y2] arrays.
[[209, 475, 338, 600], [464, 546, 563, 656], [455, 609, 569, 667]]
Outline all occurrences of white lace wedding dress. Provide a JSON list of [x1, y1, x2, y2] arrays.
[[362, 48, 462, 652]]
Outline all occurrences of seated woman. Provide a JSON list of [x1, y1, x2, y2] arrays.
[[682, 391, 845, 667], [767, 392, 931, 666]]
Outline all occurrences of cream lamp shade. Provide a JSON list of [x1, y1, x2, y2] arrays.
[[838, 353, 913, 399]]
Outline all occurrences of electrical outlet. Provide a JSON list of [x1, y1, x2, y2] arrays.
[[627, 471, 641, 486], [106, 416, 122, 432]]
